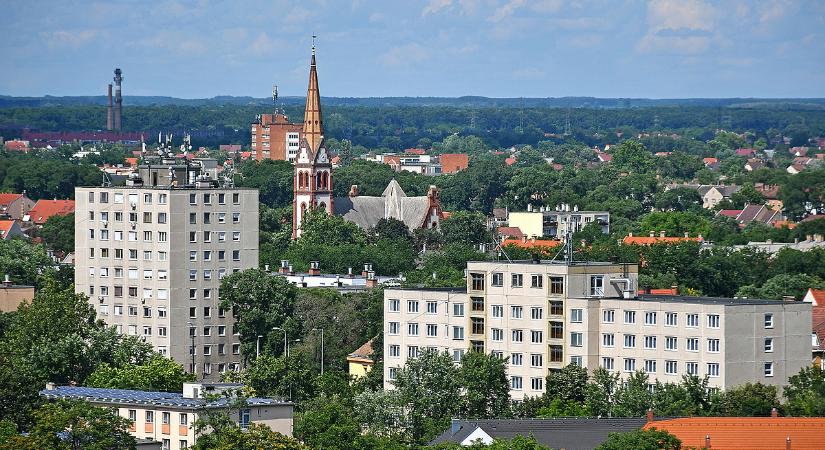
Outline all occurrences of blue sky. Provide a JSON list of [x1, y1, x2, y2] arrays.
[[1, 0, 824, 98]]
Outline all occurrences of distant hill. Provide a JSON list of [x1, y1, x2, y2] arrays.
[[1, 95, 824, 109]]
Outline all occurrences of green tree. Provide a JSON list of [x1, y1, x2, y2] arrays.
[[235, 355, 316, 403], [236, 159, 295, 208], [637, 211, 710, 237], [192, 398, 307, 450], [545, 364, 588, 403], [459, 352, 511, 418], [783, 366, 825, 416], [736, 273, 825, 301], [612, 140, 655, 173], [393, 350, 462, 444], [86, 354, 194, 392], [38, 213, 74, 254], [0, 400, 136, 450], [441, 211, 490, 246], [595, 428, 682, 450], [0, 239, 55, 287], [219, 268, 298, 359], [718, 383, 779, 416]]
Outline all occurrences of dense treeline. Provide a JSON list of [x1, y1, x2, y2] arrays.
[[2, 103, 825, 149]]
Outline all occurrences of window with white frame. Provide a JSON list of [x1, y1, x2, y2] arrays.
[[665, 312, 677, 326], [388, 322, 400, 335], [407, 323, 419, 336], [491, 328, 504, 341], [624, 310, 636, 324], [764, 338, 774, 352], [590, 275, 604, 296], [602, 357, 614, 370], [531, 330, 543, 343], [686, 338, 699, 352], [453, 326, 464, 340], [707, 363, 720, 377], [707, 314, 720, 328], [603, 333, 615, 347], [426, 301, 437, 314], [603, 310, 615, 323], [453, 303, 464, 317], [531, 353, 543, 367], [511, 353, 523, 366], [531, 307, 544, 320], [426, 324, 437, 337], [531, 274, 543, 288], [644, 359, 657, 373], [511, 306, 523, 319], [624, 358, 636, 372], [764, 362, 774, 377], [570, 308, 582, 323], [407, 300, 419, 313], [623, 334, 636, 348], [570, 332, 583, 347], [511, 376, 523, 390], [764, 314, 774, 329], [644, 336, 657, 349], [686, 314, 699, 327], [665, 360, 678, 375], [644, 311, 657, 325], [492, 305, 504, 318], [389, 299, 400, 312], [707, 338, 720, 352], [531, 377, 543, 391], [511, 273, 523, 287], [512, 329, 523, 343], [686, 362, 699, 376], [491, 272, 504, 287]]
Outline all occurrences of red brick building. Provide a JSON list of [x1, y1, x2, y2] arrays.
[[250, 113, 302, 162]]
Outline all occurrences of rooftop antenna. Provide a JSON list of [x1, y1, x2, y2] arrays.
[[101, 171, 112, 187], [272, 85, 279, 114], [550, 231, 574, 266]]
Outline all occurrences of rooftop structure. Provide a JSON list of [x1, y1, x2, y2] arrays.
[[0, 275, 34, 312], [508, 205, 609, 239], [333, 181, 443, 231], [26, 199, 75, 225], [643, 417, 825, 450], [0, 192, 34, 221]]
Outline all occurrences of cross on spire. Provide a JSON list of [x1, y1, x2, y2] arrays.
[[312, 34, 317, 55]]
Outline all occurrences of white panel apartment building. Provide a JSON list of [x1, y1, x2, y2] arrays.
[[75, 160, 259, 380], [384, 260, 811, 400]]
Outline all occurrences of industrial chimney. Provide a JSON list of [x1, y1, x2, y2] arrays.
[[113, 68, 123, 131], [106, 84, 113, 130]]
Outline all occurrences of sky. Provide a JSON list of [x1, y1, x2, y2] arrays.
[[1, 0, 824, 99]]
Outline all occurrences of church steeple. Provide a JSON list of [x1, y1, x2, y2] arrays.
[[302, 39, 323, 153]]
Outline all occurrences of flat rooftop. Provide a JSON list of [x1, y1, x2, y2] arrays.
[[468, 259, 632, 267], [41, 386, 291, 410], [385, 287, 468, 293], [637, 294, 803, 306]]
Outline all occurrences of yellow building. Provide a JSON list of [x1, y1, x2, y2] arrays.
[[347, 339, 374, 379]]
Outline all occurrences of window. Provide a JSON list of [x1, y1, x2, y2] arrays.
[[511, 273, 523, 288], [531, 377, 544, 391], [531, 307, 543, 320], [407, 300, 419, 313], [491, 328, 504, 341], [530, 274, 543, 288], [232, 193, 240, 204], [550, 321, 563, 339], [426, 324, 437, 337], [162, 412, 170, 425], [189, 270, 197, 281], [603, 333, 615, 347], [511, 353, 523, 366], [452, 326, 464, 340], [407, 346, 419, 358], [708, 338, 720, 353], [471, 297, 484, 312], [239, 409, 250, 430], [590, 275, 604, 296], [203, 212, 211, 224], [426, 301, 437, 314], [189, 193, 196, 204], [218, 326, 226, 336], [231, 231, 239, 242], [764, 338, 774, 352], [624, 358, 636, 372], [189, 232, 197, 243], [602, 357, 614, 370], [530, 353, 543, 367], [511, 376, 523, 390], [470, 273, 485, 291], [764, 314, 774, 329], [665, 360, 678, 375], [203, 193, 211, 205], [686, 338, 699, 352], [665, 336, 677, 351], [491, 272, 504, 287], [453, 303, 464, 317], [686, 362, 699, 376], [686, 314, 699, 327], [158, 232, 167, 242], [603, 310, 615, 323], [232, 212, 241, 223], [388, 299, 400, 312], [453, 349, 465, 362], [550, 276, 564, 294], [530, 330, 543, 343], [511, 306, 523, 319], [624, 334, 636, 348], [492, 305, 504, 318], [101, 192, 109, 203], [570, 308, 582, 323], [570, 332, 583, 347], [158, 193, 167, 204], [644, 336, 657, 349], [218, 232, 226, 242], [128, 409, 136, 423], [551, 301, 564, 315], [624, 310, 636, 324], [388, 322, 400, 335], [644, 311, 657, 325], [408, 323, 419, 336], [146, 411, 154, 424], [389, 345, 400, 357], [179, 413, 188, 425], [232, 250, 240, 261], [570, 355, 583, 366], [707, 363, 720, 377], [203, 250, 212, 261], [707, 314, 720, 328], [143, 212, 152, 223], [644, 359, 657, 373], [472, 317, 485, 335], [764, 362, 774, 377], [512, 329, 523, 343], [665, 312, 678, 326]]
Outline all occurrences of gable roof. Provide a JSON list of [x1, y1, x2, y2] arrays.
[[0, 193, 23, 206], [623, 234, 702, 245], [644, 417, 825, 450], [497, 226, 525, 240], [0, 220, 24, 239], [28, 199, 75, 225], [334, 181, 437, 230], [347, 339, 374, 363], [41, 385, 289, 410], [431, 418, 647, 450], [804, 289, 825, 350]]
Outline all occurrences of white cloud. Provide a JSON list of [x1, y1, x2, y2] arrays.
[[489, 0, 525, 22], [637, 0, 716, 55], [247, 32, 283, 57], [41, 30, 101, 48], [380, 43, 430, 66], [422, 0, 454, 16]]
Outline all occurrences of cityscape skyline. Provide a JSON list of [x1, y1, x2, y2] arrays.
[[0, 0, 824, 99]]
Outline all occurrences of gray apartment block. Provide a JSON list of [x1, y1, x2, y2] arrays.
[[384, 260, 812, 400], [75, 162, 258, 381]]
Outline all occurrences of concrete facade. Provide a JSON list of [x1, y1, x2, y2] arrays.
[[509, 209, 610, 239], [384, 260, 811, 400], [74, 181, 259, 380], [250, 113, 302, 162]]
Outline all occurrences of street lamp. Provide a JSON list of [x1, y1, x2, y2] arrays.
[[187, 322, 196, 377], [256, 335, 264, 359], [311, 328, 325, 374], [287, 338, 301, 357], [273, 327, 287, 356]]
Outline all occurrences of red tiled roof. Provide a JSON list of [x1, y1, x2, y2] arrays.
[[504, 157, 517, 166], [501, 238, 561, 250], [125, 157, 138, 167], [703, 157, 718, 165], [801, 214, 825, 223], [0, 193, 23, 206], [404, 148, 427, 155], [4, 140, 29, 151], [806, 289, 825, 350], [623, 235, 702, 245], [0, 220, 15, 238], [497, 226, 524, 239], [28, 199, 75, 225], [718, 209, 742, 218], [649, 288, 678, 295], [644, 417, 825, 450], [551, 163, 564, 171], [347, 339, 374, 362], [439, 153, 469, 174], [735, 148, 755, 156]]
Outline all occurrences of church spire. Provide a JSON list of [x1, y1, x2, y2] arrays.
[[302, 37, 323, 153]]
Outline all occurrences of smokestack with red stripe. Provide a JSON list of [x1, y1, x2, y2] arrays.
[[113, 68, 123, 131]]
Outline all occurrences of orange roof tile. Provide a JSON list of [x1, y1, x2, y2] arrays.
[[348, 339, 374, 361], [501, 238, 561, 250], [0, 193, 23, 206], [644, 417, 825, 450], [623, 235, 702, 245], [649, 288, 678, 295], [0, 220, 15, 237], [28, 199, 75, 225], [125, 157, 138, 167]]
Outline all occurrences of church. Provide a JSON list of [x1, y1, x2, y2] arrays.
[[292, 46, 444, 239]]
